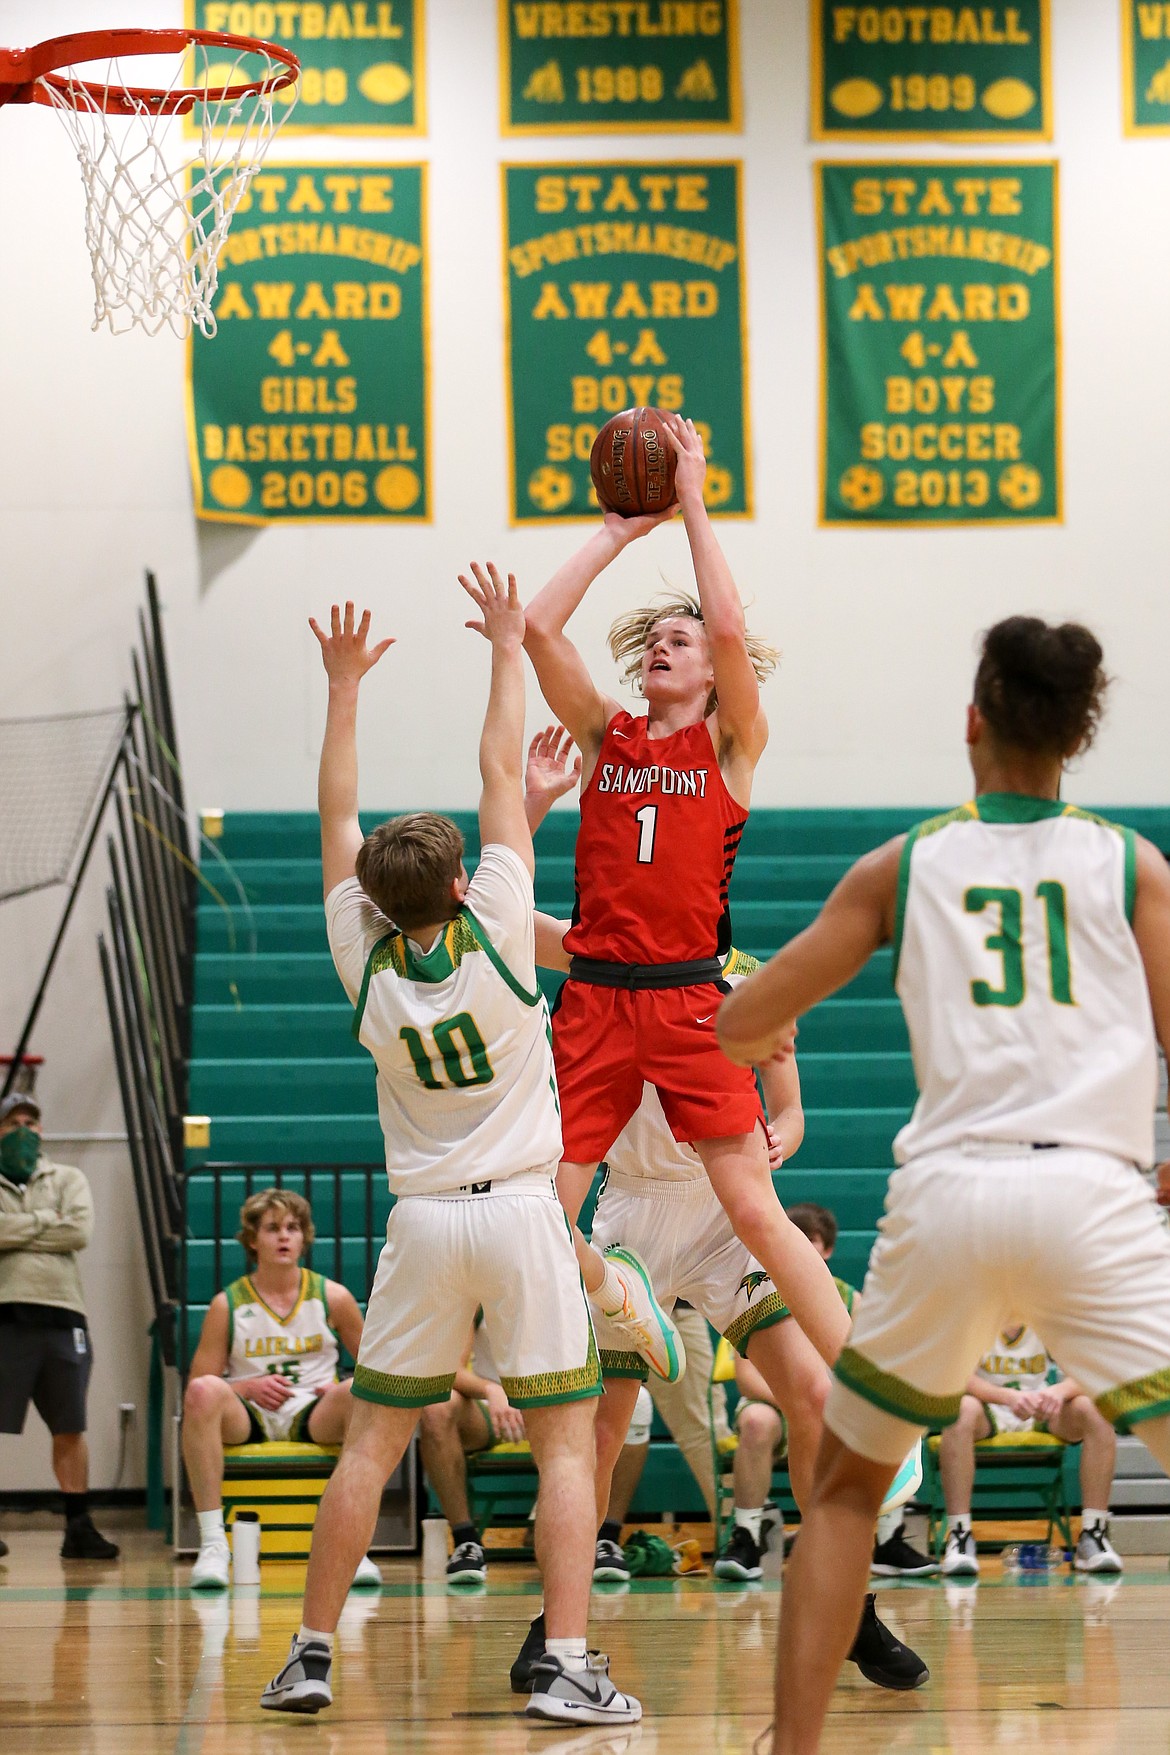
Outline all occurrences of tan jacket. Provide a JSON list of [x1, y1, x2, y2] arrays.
[[0, 1156, 93, 1317]]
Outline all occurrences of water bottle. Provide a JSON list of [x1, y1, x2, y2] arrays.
[[1001, 1541, 1065, 1575], [421, 1517, 449, 1579], [231, 1510, 261, 1585]]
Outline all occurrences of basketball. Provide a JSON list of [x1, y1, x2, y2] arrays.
[[590, 407, 677, 517]]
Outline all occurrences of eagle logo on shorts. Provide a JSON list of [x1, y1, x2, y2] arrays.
[[738, 1270, 771, 1303]]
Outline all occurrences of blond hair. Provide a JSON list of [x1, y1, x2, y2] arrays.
[[607, 592, 779, 715], [237, 1188, 315, 1263], [355, 812, 465, 932]]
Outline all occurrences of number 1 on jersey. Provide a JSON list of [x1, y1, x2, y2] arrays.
[[635, 804, 657, 865]]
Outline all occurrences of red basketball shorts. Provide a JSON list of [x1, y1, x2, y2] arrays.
[[552, 980, 763, 1165]]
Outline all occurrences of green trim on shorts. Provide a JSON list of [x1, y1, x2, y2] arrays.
[[600, 1348, 649, 1381], [835, 1345, 962, 1428], [500, 1329, 601, 1408], [473, 1398, 496, 1450], [1096, 1365, 1170, 1431], [352, 1364, 456, 1408], [725, 1291, 790, 1357]]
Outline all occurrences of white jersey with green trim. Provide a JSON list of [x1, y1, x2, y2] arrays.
[[976, 1323, 1052, 1394], [325, 845, 561, 1197], [225, 1269, 339, 1395], [603, 952, 760, 1185], [893, 795, 1156, 1167]]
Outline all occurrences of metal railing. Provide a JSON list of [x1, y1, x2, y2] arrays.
[[98, 571, 195, 1372]]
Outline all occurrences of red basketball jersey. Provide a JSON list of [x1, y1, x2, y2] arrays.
[[564, 711, 747, 964]]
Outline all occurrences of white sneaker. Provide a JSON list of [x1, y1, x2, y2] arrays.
[[526, 1652, 642, 1724], [941, 1526, 979, 1577], [351, 1552, 383, 1588], [1074, 1522, 1124, 1574], [599, 1246, 685, 1383], [190, 1540, 231, 1590]]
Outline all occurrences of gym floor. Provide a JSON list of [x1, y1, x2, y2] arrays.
[[2, 1521, 1169, 1752]]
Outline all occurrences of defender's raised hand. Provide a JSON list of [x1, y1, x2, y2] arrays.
[[526, 724, 582, 808], [459, 562, 526, 650], [309, 602, 395, 683]]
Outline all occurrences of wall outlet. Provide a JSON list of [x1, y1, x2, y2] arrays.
[[119, 1402, 136, 1426]]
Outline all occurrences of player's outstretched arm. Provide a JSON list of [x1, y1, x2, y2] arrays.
[[461, 562, 534, 874], [759, 1044, 804, 1164], [524, 723, 582, 836], [310, 603, 395, 899], [718, 839, 902, 1065], [664, 414, 767, 763], [534, 911, 571, 972], [523, 513, 674, 758]]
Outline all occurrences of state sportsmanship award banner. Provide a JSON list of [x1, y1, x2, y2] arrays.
[[188, 163, 429, 524], [1123, 1, 1170, 134], [818, 161, 1059, 526], [812, 2, 1050, 141], [500, 0, 741, 132], [186, 2, 424, 133], [503, 162, 750, 523]]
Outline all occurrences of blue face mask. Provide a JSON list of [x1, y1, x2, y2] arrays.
[[0, 1126, 40, 1185]]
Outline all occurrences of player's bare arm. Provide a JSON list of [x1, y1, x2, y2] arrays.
[[523, 511, 676, 771], [1132, 836, 1170, 1199], [663, 413, 768, 791], [310, 602, 395, 899], [460, 562, 534, 875], [718, 839, 904, 1065], [325, 1281, 364, 1362], [187, 1291, 231, 1382], [759, 1044, 804, 1164], [524, 724, 581, 836], [535, 911, 571, 973]]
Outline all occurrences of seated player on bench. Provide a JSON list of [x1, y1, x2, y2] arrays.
[[182, 1187, 381, 1590], [940, 1322, 1124, 1576]]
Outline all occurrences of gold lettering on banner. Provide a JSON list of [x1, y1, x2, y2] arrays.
[[511, 3, 726, 40], [829, 7, 1031, 45], [202, 4, 404, 39]]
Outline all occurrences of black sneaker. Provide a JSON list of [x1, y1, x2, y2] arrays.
[[847, 1594, 929, 1691], [714, 1523, 763, 1581], [60, 1515, 119, 1560], [446, 1539, 486, 1586], [510, 1611, 546, 1693], [871, 1527, 940, 1577], [593, 1537, 630, 1582], [260, 1635, 333, 1713]]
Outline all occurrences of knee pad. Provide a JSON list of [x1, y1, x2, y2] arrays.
[[627, 1384, 653, 1447]]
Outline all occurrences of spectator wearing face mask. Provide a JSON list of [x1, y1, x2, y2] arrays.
[[0, 1091, 118, 1561]]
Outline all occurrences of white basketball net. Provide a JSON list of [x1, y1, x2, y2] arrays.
[[40, 45, 295, 339]]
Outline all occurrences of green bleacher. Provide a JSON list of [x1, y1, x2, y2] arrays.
[[186, 804, 1170, 1517]]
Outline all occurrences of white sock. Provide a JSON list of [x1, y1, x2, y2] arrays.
[[875, 1509, 900, 1546], [197, 1509, 226, 1548], [735, 1506, 764, 1544], [297, 1624, 334, 1651], [948, 1513, 970, 1534], [594, 1259, 628, 1317], [1081, 1508, 1110, 1531], [546, 1636, 587, 1672]]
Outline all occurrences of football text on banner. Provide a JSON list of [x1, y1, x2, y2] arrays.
[[501, 0, 740, 131], [1123, 0, 1170, 135], [186, 1, 425, 133], [188, 163, 429, 524], [812, 1, 1050, 141], [818, 160, 1059, 526], [504, 161, 750, 523]]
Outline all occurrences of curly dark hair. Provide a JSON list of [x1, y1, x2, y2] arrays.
[[973, 617, 1109, 759]]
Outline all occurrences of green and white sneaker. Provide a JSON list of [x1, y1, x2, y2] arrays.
[[600, 1245, 685, 1383]]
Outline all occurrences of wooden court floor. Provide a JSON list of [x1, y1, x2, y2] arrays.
[[3, 1527, 1170, 1753]]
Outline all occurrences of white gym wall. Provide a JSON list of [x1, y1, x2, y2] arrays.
[[0, 0, 1166, 1488]]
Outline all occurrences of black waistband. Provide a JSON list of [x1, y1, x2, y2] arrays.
[[568, 956, 723, 991]]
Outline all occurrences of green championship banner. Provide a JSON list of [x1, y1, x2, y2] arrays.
[[500, 1, 741, 132], [812, 2, 1050, 141], [503, 161, 750, 522], [818, 161, 1059, 525], [188, 163, 429, 524], [186, 2, 424, 133], [1123, 1, 1170, 134]]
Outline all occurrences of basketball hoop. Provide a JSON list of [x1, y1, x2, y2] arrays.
[[0, 28, 300, 338]]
